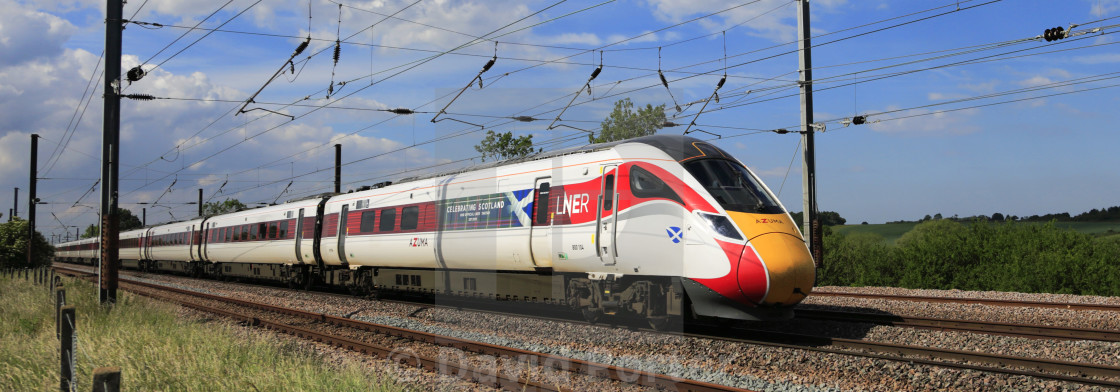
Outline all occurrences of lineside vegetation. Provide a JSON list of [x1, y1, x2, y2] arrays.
[[0, 276, 408, 391], [819, 219, 1120, 296]]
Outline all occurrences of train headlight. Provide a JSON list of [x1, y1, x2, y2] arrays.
[[699, 212, 743, 241]]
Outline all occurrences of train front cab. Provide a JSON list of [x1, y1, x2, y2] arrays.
[[675, 151, 816, 321]]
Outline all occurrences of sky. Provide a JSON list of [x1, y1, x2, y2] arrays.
[[2, 0, 1119, 242]]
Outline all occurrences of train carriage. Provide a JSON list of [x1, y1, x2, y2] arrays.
[[54, 135, 816, 324]]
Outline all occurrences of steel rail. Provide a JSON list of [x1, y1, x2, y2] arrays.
[[54, 263, 1120, 388], [811, 291, 1120, 312], [796, 308, 1120, 342], [690, 324, 1120, 389], [52, 264, 755, 392]]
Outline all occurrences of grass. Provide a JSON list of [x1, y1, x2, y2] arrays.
[[834, 221, 1120, 243], [0, 272, 411, 392]]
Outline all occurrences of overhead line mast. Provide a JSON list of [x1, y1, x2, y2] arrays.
[[100, 0, 123, 304], [797, 0, 823, 268]]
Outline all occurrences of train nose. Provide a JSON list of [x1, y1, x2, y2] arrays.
[[740, 233, 815, 305]]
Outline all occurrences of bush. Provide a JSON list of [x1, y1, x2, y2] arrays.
[[818, 220, 1120, 296]]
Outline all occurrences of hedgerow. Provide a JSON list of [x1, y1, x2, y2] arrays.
[[818, 220, 1120, 296]]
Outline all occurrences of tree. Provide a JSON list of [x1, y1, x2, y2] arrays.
[[202, 199, 248, 216], [991, 212, 1005, 222], [120, 208, 142, 230], [591, 98, 667, 143], [79, 207, 142, 238], [933, 213, 943, 220], [0, 218, 54, 268], [473, 130, 535, 162], [789, 211, 847, 227]]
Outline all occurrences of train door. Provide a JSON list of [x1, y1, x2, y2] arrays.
[[529, 177, 552, 269], [337, 204, 349, 265], [189, 225, 197, 262], [294, 208, 305, 264], [597, 165, 618, 266], [200, 223, 209, 262]]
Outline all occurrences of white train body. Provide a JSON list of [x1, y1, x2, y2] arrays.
[[55, 135, 816, 321]]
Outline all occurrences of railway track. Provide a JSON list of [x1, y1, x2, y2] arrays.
[[691, 324, 1120, 389], [811, 290, 1120, 312], [54, 263, 1120, 389], [795, 308, 1120, 342], [52, 265, 754, 392]]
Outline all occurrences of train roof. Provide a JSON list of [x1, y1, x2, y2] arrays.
[[395, 134, 729, 184]]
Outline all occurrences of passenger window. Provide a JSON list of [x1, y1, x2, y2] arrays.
[[224, 227, 231, 242], [379, 209, 396, 232], [401, 206, 419, 230], [603, 174, 615, 211], [360, 211, 377, 233], [629, 166, 683, 205], [250, 224, 259, 240], [279, 222, 288, 239], [241, 226, 249, 241], [268, 222, 278, 239], [535, 182, 550, 225]]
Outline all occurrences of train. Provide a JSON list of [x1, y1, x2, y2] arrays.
[[55, 135, 816, 326]]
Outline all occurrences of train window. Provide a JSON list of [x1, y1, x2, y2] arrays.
[[401, 206, 419, 230], [279, 221, 288, 239], [629, 166, 683, 205], [395, 274, 404, 285], [463, 277, 477, 291], [683, 159, 783, 214], [224, 227, 231, 242], [240, 226, 248, 241], [379, 209, 396, 232], [535, 182, 550, 225], [360, 211, 376, 233], [603, 174, 615, 211], [250, 224, 260, 240], [268, 222, 278, 239], [410, 275, 421, 286]]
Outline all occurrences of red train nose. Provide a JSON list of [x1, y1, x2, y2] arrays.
[[736, 245, 769, 304], [741, 233, 815, 305]]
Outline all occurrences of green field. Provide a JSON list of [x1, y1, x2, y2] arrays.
[[834, 221, 1120, 243], [0, 273, 408, 392]]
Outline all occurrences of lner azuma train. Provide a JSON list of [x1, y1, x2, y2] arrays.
[[56, 135, 816, 325]]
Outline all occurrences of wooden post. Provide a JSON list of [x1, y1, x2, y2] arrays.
[[91, 367, 121, 392], [60, 305, 75, 392], [56, 289, 66, 339]]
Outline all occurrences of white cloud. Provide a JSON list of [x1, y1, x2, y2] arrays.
[[1073, 53, 1120, 64], [0, 0, 75, 66], [643, 0, 845, 43], [868, 105, 980, 135]]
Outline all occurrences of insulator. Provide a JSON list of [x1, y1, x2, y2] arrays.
[[662, 121, 679, 127], [852, 115, 866, 125], [716, 75, 726, 90], [513, 116, 535, 122], [124, 94, 155, 101], [290, 62, 295, 74], [126, 66, 146, 83], [659, 71, 669, 88], [714, 92, 720, 103], [293, 38, 309, 57], [389, 108, 415, 115], [327, 83, 334, 96], [481, 57, 495, 73], [333, 40, 341, 65], [774, 128, 790, 134], [589, 65, 602, 81]]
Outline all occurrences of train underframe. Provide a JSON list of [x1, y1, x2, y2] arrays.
[[59, 256, 697, 329]]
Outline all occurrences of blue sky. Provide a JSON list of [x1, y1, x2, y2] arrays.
[[2, 0, 1119, 240]]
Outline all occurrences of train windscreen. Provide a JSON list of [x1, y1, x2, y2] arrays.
[[683, 159, 783, 214]]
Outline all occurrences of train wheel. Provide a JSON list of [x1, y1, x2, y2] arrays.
[[581, 308, 603, 324], [648, 316, 681, 332]]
